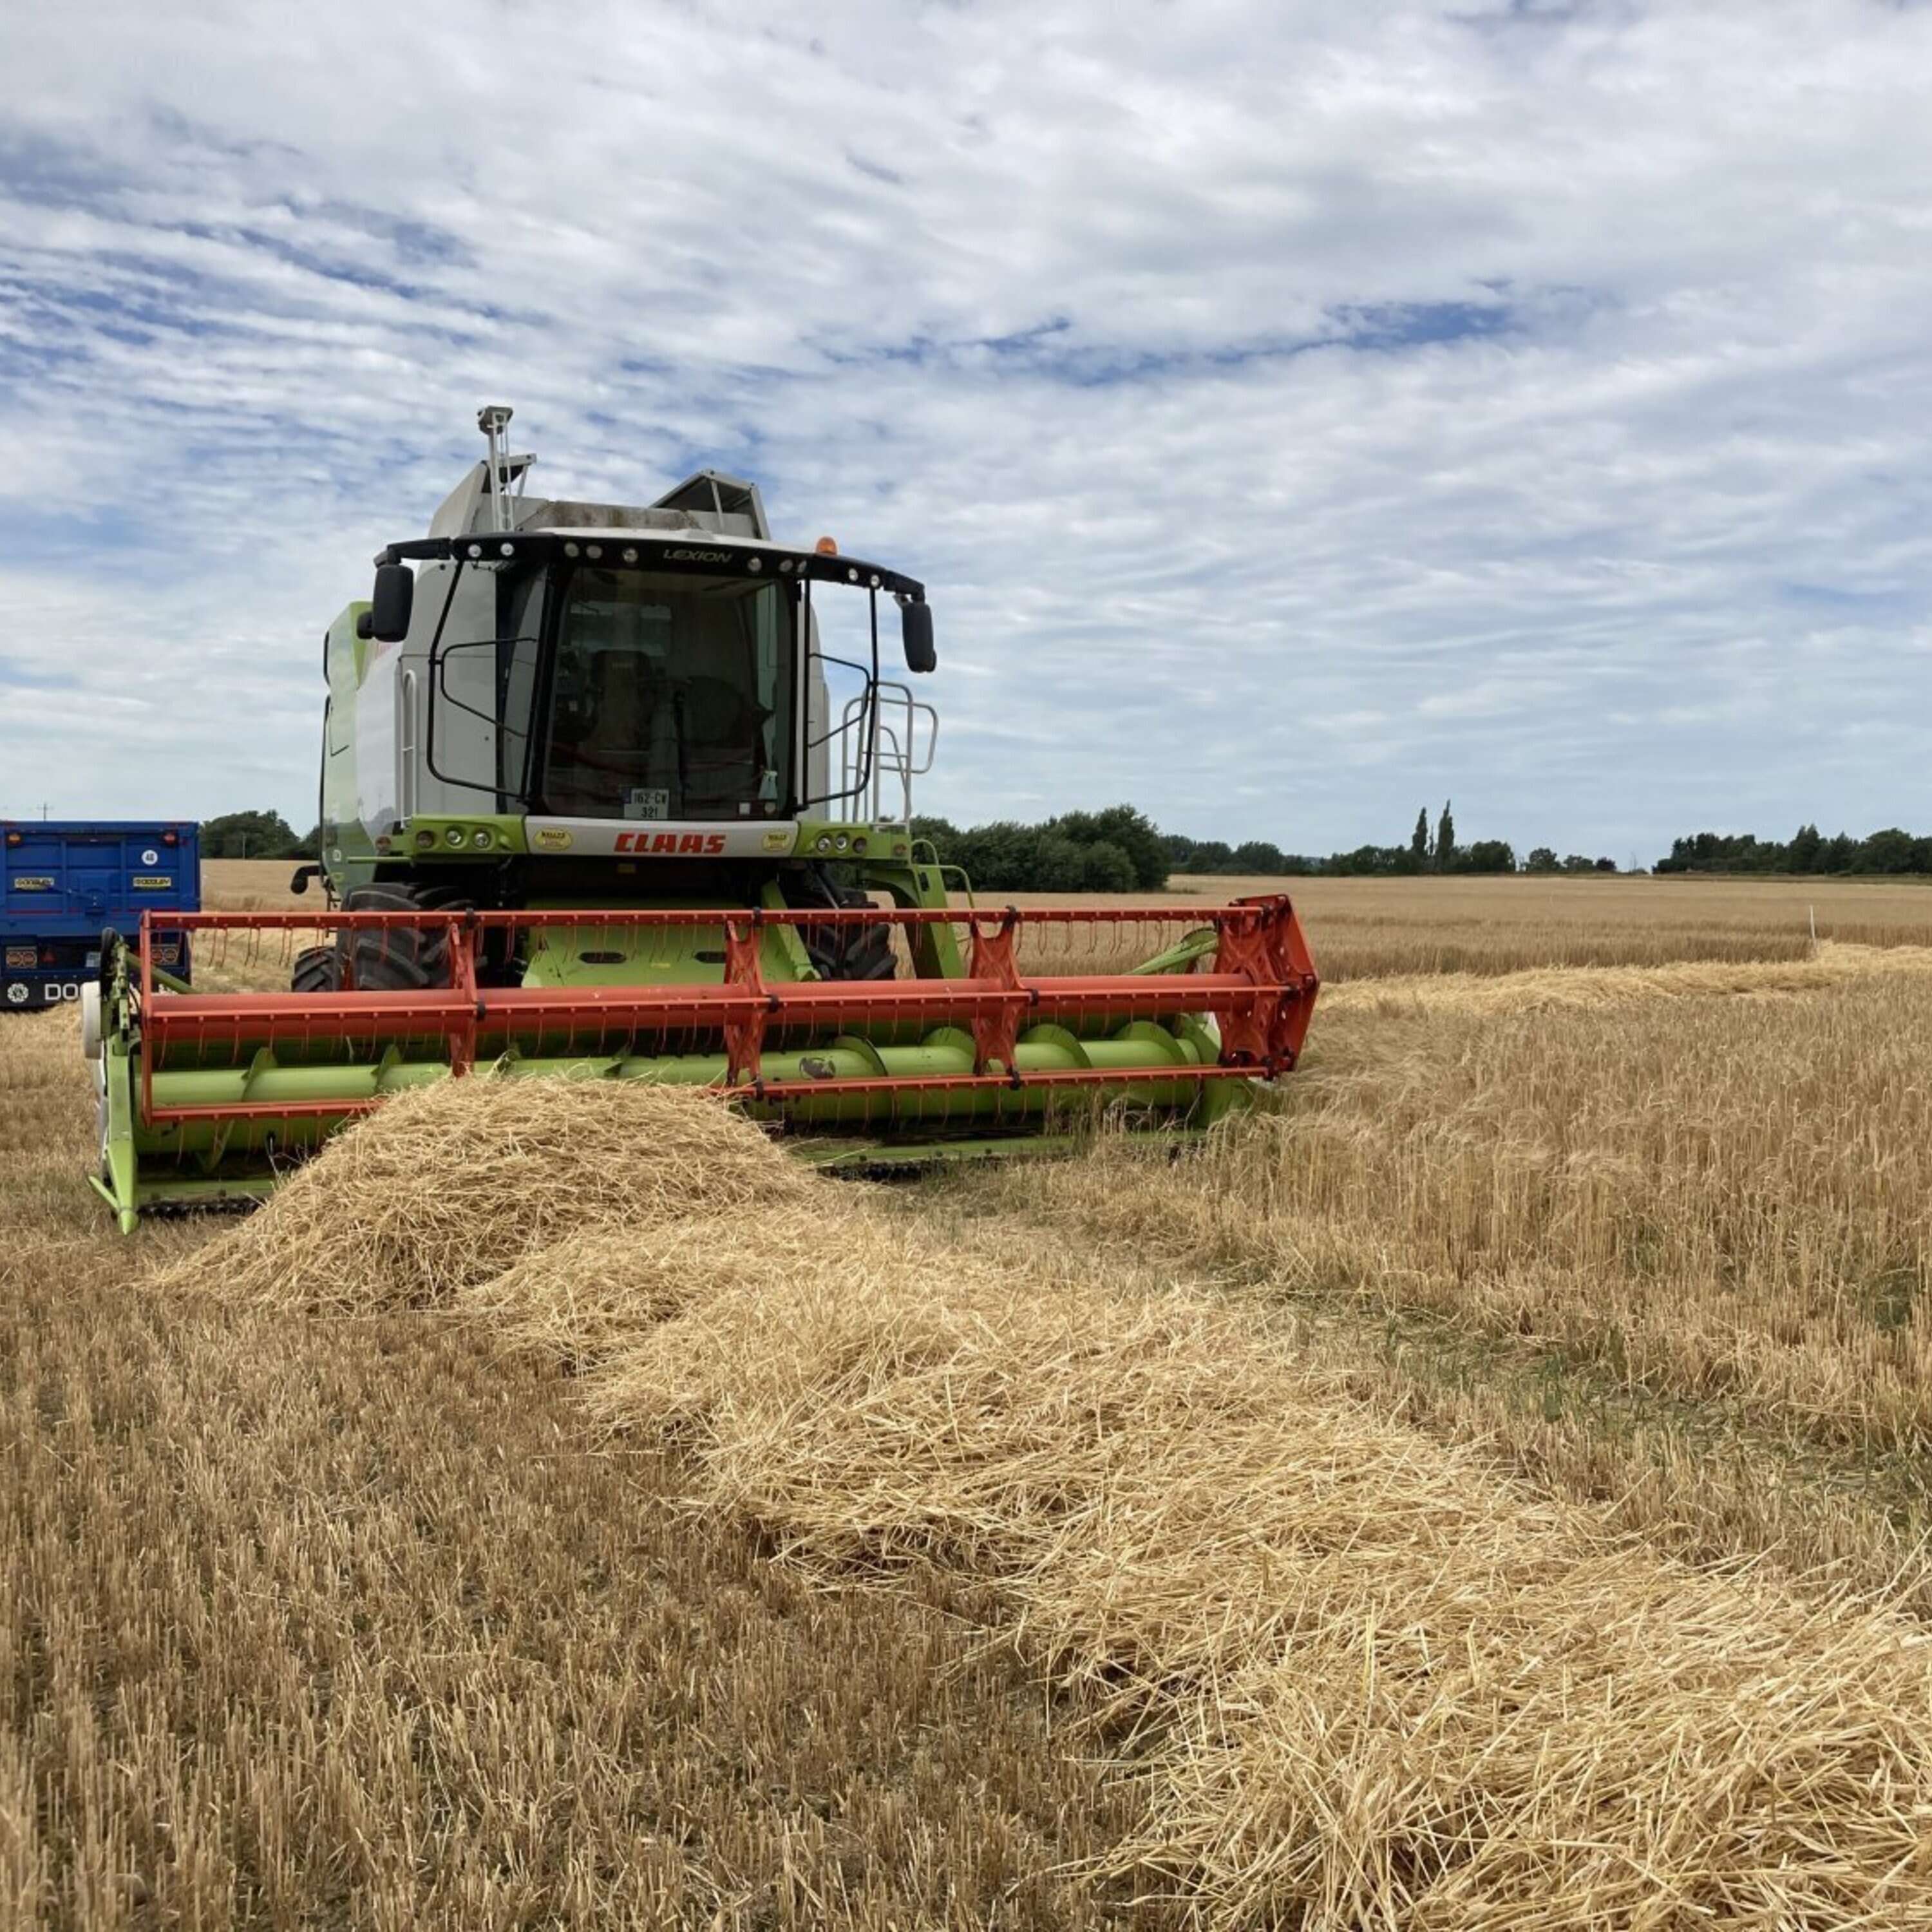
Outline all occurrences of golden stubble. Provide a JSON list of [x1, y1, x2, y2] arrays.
[[0, 1025, 1169, 1930], [14, 880, 1932, 1926], [123, 1068, 1932, 1926]]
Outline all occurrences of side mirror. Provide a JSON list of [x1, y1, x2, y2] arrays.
[[370, 562, 415, 644], [900, 600, 936, 674]]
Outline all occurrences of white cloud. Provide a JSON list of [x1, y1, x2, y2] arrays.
[[2, 0, 1931, 859]]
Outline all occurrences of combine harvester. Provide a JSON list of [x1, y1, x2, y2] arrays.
[[86, 409, 1318, 1230]]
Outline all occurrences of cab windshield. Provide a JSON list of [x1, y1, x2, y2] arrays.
[[537, 567, 793, 820]]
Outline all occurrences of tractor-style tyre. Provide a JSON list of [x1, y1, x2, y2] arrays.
[[828, 907, 897, 981], [290, 945, 340, 993], [289, 886, 478, 994], [790, 866, 897, 982], [337, 886, 470, 992]]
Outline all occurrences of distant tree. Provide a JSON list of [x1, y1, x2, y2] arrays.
[[1786, 823, 1823, 872], [1656, 830, 1781, 873], [915, 806, 1168, 891], [1593, 857, 1616, 873], [1179, 839, 1235, 875], [1325, 844, 1410, 876], [942, 819, 1030, 888], [1525, 846, 1558, 873], [1077, 840, 1137, 893], [1435, 799, 1457, 873], [1029, 832, 1091, 894], [1560, 854, 1596, 873], [1232, 839, 1287, 874], [1067, 805, 1169, 889], [909, 815, 960, 850], [202, 810, 301, 859], [296, 824, 322, 859], [1856, 828, 1917, 873], [1410, 808, 1432, 871], [1456, 839, 1517, 874]]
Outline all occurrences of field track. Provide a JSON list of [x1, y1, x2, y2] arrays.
[[8, 879, 1932, 1926]]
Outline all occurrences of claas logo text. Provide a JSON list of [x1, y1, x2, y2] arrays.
[[614, 831, 729, 856]]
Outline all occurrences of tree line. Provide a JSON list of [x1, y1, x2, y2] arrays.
[[208, 801, 1932, 886], [1656, 826, 1932, 875], [1163, 800, 1569, 880], [912, 803, 1609, 891]]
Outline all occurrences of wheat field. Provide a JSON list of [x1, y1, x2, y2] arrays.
[[7, 876, 1932, 1926], [197, 858, 1932, 985]]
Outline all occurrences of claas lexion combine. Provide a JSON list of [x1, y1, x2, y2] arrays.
[[86, 408, 1318, 1230]]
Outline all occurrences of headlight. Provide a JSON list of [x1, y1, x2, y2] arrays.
[[415, 830, 436, 851], [471, 828, 493, 849], [445, 826, 466, 847], [815, 835, 833, 854]]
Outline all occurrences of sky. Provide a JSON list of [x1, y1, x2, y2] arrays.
[[2, 0, 1929, 864]]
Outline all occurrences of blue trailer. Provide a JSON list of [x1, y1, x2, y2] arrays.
[[2, 821, 200, 1010]]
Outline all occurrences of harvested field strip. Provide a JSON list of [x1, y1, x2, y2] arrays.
[[1009, 873, 1932, 980], [1313, 925, 1815, 980], [173, 1080, 1932, 1927], [1317, 937, 1932, 1016], [938, 947, 1932, 1620], [994, 956, 1932, 1464], [1, 1021, 1173, 1930], [918, 1180, 1932, 1618]]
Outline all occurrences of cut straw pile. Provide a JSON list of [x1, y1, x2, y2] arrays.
[[166, 1079, 1932, 1924], [156, 1078, 815, 1313]]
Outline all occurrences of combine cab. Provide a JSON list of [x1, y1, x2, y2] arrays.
[[87, 408, 1318, 1229]]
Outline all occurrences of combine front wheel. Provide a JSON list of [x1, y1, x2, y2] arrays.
[[290, 885, 477, 993], [290, 945, 338, 993]]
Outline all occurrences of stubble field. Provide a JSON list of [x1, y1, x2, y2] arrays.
[[6, 869, 1932, 1926]]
